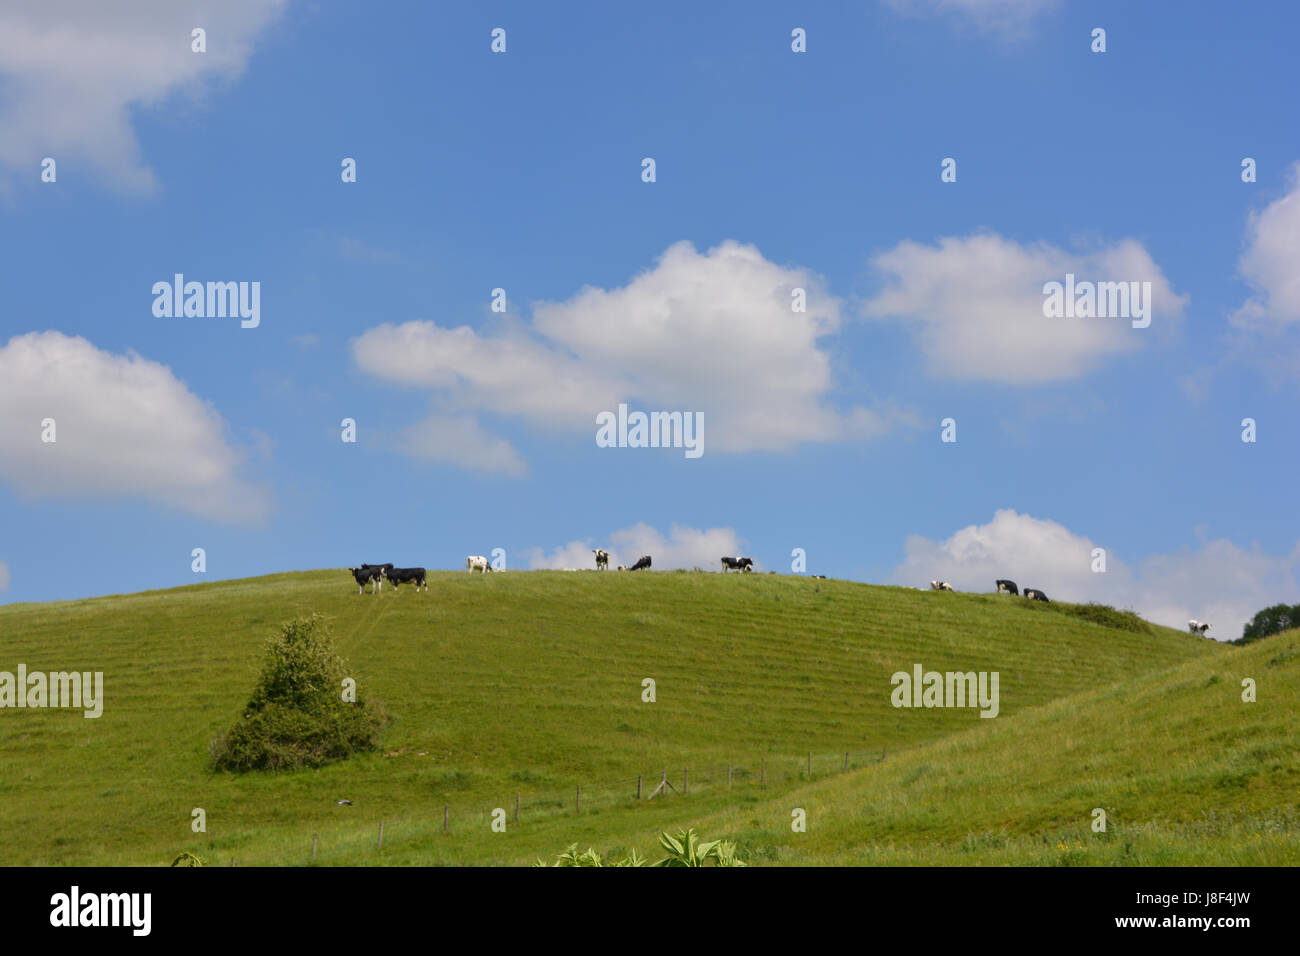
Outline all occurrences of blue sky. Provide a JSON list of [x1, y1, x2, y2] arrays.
[[1, 0, 1297, 638]]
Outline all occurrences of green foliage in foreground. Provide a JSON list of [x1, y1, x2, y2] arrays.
[[210, 614, 388, 771], [534, 828, 744, 867]]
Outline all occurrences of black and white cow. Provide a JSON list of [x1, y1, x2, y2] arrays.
[[721, 556, 754, 573], [616, 565, 627, 571], [628, 555, 652, 571], [386, 567, 428, 591], [348, 565, 387, 594], [466, 555, 491, 573], [1024, 588, 1050, 602], [593, 549, 610, 570], [1188, 620, 1211, 636], [930, 580, 954, 591], [995, 579, 1019, 596]]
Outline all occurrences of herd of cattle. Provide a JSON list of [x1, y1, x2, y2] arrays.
[[930, 577, 1050, 601], [345, 560, 1211, 635]]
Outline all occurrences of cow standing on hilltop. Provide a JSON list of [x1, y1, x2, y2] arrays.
[[995, 579, 1019, 596], [593, 549, 609, 570], [721, 556, 753, 573]]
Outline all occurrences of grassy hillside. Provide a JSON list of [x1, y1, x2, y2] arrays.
[[0, 570, 1233, 865]]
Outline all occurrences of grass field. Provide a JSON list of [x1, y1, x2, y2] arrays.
[[2, 569, 1293, 866]]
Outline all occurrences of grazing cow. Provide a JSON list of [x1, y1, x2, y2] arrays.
[[1188, 620, 1211, 636], [616, 565, 626, 571], [721, 556, 754, 573], [386, 567, 428, 592], [348, 566, 384, 594], [466, 555, 491, 573], [995, 579, 1019, 596], [1024, 588, 1050, 602], [593, 549, 610, 570], [628, 555, 652, 571], [811, 574, 827, 579], [930, 580, 954, 591]]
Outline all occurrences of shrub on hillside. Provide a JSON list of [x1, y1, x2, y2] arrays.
[[532, 828, 745, 867], [210, 614, 387, 772], [1022, 599, 1152, 634], [1236, 603, 1300, 645]]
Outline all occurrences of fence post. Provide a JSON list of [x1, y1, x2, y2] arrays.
[[808, 751, 812, 777], [443, 805, 448, 833], [576, 785, 581, 813], [312, 833, 318, 861], [882, 745, 886, 761], [727, 764, 732, 788], [684, 769, 689, 795], [378, 821, 384, 849], [637, 774, 643, 799], [761, 758, 766, 785], [843, 751, 849, 771], [515, 792, 520, 823]]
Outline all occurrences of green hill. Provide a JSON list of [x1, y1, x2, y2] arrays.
[[0, 569, 1263, 866]]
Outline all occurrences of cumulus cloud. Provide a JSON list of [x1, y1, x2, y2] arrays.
[[525, 522, 746, 571], [890, 509, 1300, 640], [0, 0, 287, 192], [354, 240, 913, 473], [882, 0, 1062, 39], [396, 414, 528, 478], [862, 233, 1187, 384], [1231, 162, 1300, 331], [0, 331, 269, 522]]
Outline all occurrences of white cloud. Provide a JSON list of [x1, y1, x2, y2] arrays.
[[882, 0, 1062, 39], [0, 560, 9, 592], [396, 414, 528, 478], [0, 0, 287, 192], [525, 522, 746, 571], [862, 233, 1187, 384], [0, 331, 269, 522], [890, 509, 1300, 640], [353, 240, 914, 473], [1231, 162, 1300, 331]]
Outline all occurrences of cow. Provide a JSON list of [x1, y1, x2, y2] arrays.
[[386, 567, 428, 592], [466, 555, 491, 573], [1024, 588, 1050, 602], [995, 579, 1019, 596], [348, 566, 384, 595], [593, 549, 609, 570], [811, 574, 827, 579], [721, 556, 754, 573], [616, 565, 627, 571], [1188, 620, 1211, 636], [628, 555, 652, 571], [930, 580, 954, 591]]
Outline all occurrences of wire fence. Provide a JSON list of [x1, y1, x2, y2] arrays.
[[213, 745, 904, 865]]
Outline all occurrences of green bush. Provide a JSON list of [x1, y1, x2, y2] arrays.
[[210, 614, 387, 772], [1022, 600, 1152, 634], [1236, 603, 1300, 646], [533, 828, 745, 867]]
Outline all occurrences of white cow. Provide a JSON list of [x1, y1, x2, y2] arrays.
[[930, 580, 954, 591], [466, 555, 491, 573], [1188, 620, 1211, 636]]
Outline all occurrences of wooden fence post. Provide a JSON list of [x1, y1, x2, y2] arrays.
[[576, 785, 581, 813], [684, 769, 689, 795], [637, 774, 643, 799], [515, 792, 520, 823], [843, 751, 849, 771], [312, 833, 318, 861], [727, 765, 732, 788], [378, 821, 384, 849], [808, 751, 812, 777], [761, 758, 766, 785], [443, 805, 448, 833]]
